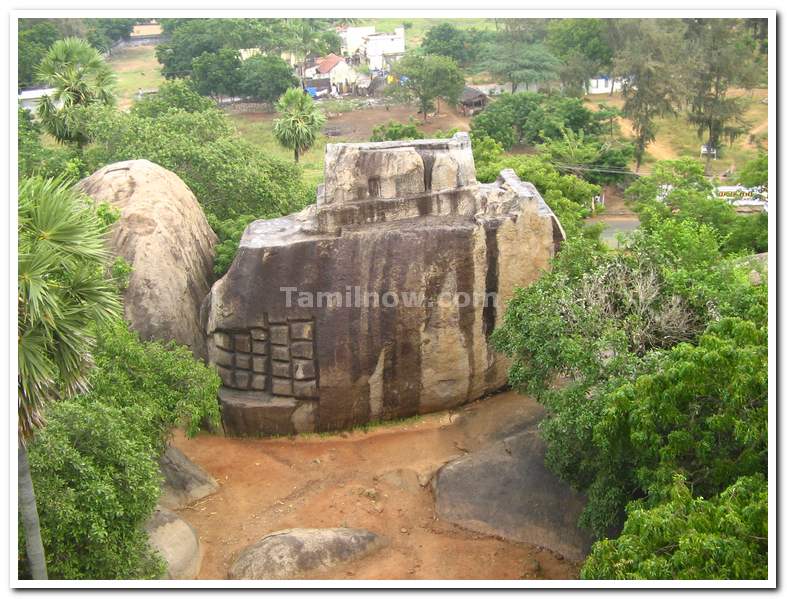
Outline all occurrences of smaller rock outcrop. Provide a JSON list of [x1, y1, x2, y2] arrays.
[[158, 446, 218, 510], [434, 428, 592, 562], [78, 160, 218, 358], [145, 506, 202, 579], [228, 528, 385, 579]]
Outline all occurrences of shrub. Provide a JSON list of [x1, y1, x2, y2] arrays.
[[21, 320, 221, 579], [582, 474, 768, 580], [24, 399, 165, 580], [737, 153, 768, 187], [370, 119, 424, 142]]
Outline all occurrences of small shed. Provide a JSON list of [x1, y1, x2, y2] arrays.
[[459, 86, 488, 116]]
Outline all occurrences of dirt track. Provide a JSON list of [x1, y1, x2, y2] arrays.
[[172, 391, 581, 580]]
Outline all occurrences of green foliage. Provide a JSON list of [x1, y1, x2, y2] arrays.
[[21, 320, 221, 579], [475, 153, 600, 236], [627, 158, 768, 255], [191, 48, 242, 99], [24, 398, 165, 580], [81, 104, 309, 221], [272, 88, 326, 163], [17, 176, 122, 439], [109, 256, 132, 292], [471, 92, 614, 151], [493, 211, 768, 542], [35, 37, 117, 146], [391, 52, 464, 120], [18, 21, 61, 88], [546, 18, 613, 96], [539, 128, 634, 185], [421, 23, 478, 65], [370, 119, 424, 142], [479, 38, 560, 94], [582, 474, 767, 580], [18, 109, 87, 182], [131, 79, 215, 118], [238, 54, 298, 104], [206, 213, 256, 277], [738, 153, 768, 187]]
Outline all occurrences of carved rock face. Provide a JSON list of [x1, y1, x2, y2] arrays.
[[203, 134, 564, 436]]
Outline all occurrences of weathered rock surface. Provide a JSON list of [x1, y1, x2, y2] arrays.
[[145, 506, 201, 579], [228, 528, 385, 579], [158, 445, 219, 510], [204, 134, 564, 435], [78, 160, 218, 358], [434, 428, 593, 562]]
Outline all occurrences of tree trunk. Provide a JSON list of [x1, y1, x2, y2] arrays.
[[294, 148, 300, 163], [436, 96, 440, 115], [18, 441, 47, 580], [609, 78, 615, 96]]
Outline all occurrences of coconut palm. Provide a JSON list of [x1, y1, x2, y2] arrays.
[[18, 177, 122, 579], [35, 37, 116, 147], [272, 88, 326, 163]]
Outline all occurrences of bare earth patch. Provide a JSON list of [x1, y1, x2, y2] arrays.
[[172, 391, 581, 580]]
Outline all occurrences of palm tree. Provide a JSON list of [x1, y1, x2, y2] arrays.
[[18, 177, 122, 579], [35, 37, 117, 147], [272, 88, 326, 163]]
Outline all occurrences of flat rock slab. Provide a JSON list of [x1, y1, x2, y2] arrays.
[[145, 506, 201, 579], [434, 429, 593, 562], [159, 445, 219, 510], [228, 528, 386, 579]]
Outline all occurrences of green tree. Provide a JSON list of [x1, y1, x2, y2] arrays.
[[18, 177, 122, 579], [738, 153, 768, 187], [421, 23, 473, 65], [480, 39, 560, 93], [191, 48, 242, 100], [17, 21, 61, 89], [538, 128, 634, 185], [35, 37, 116, 147], [582, 474, 767, 580], [370, 119, 424, 142], [272, 87, 326, 162], [614, 19, 686, 170], [684, 18, 759, 174], [131, 79, 215, 118], [392, 52, 464, 121], [238, 54, 298, 104], [546, 18, 614, 96], [283, 19, 341, 76]]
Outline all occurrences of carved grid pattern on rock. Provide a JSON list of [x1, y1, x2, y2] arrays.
[[212, 316, 317, 399]]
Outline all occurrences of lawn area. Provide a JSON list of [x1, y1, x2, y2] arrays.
[[106, 45, 164, 109], [357, 18, 496, 46], [229, 113, 329, 189]]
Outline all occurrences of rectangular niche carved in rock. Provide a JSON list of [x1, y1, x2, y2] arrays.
[[212, 316, 318, 400]]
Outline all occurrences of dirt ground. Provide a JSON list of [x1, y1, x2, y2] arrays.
[[172, 390, 581, 581], [237, 103, 471, 143]]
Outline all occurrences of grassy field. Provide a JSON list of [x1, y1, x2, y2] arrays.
[[106, 45, 164, 109]]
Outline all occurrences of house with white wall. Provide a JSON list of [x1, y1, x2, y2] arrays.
[[338, 25, 376, 55], [363, 27, 406, 71], [304, 53, 359, 91]]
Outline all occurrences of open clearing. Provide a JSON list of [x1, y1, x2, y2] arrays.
[[172, 390, 580, 580], [229, 103, 471, 188], [584, 88, 768, 176], [106, 44, 164, 109]]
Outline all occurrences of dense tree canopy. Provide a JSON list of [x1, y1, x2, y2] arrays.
[[391, 52, 465, 120]]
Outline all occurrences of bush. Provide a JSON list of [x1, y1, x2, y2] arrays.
[[369, 119, 424, 142], [82, 105, 310, 221], [18, 109, 87, 182], [737, 153, 768, 187], [582, 474, 768, 580], [24, 399, 165, 580], [132, 79, 216, 118], [21, 320, 221, 579], [493, 215, 768, 539]]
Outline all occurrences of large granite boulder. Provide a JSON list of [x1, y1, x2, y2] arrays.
[[203, 133, 565, 435], [78, 160, 218, 358], [433, 428, 593, 562], [228, 528, 385, 580], [145, 506, 201, 579], [158, 446, 218, 510]]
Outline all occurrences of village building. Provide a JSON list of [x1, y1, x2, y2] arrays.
[[459, 86, 489, 116], [362, 27, 406, 71], [18, 88, 59, 111], [338, 25, 376, 55], [303, 53, 359, 94]]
